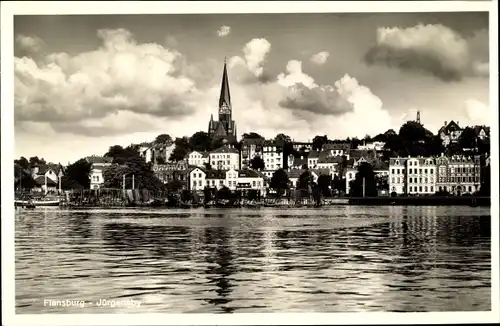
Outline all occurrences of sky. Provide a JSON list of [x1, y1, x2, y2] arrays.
[[13, 12, 490, 164]]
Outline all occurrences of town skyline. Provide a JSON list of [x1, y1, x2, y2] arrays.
[[13, 12, 490, 164]]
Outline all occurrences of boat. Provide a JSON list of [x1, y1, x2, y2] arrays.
[[15, 195, 61, 207]]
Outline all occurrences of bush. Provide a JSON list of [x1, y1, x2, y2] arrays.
[[390, 191, 397, 197]]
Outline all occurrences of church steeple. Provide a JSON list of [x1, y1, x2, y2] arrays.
[[219, 57, 231, 110]]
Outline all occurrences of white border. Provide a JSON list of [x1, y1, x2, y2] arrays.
[[1, 1, 499, 325]]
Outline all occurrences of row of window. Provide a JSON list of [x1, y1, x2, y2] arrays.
[[211, 154, 236, 159], [408, 168, 435, 175], [408, 177, 434, 184], [438, 176, 479, 183], [408, 160, 434, 166], [408, 185, 434, 193], [192, 180, 262, 187]]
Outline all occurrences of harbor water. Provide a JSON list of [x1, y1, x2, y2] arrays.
[[15, 205, 491, 313]]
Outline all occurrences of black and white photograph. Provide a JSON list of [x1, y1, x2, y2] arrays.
[[1, 1, 499, 325]]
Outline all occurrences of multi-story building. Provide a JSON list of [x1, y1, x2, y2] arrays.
[[139, 141, 176, 164], [389, 157, 408, 194], [153, 161, 189, 189], [357, 141, 386, 151], [322, 142, 351, 157], [205, 170, 226, 189], [236, 169, 266, 196], [240, 138, 264, 169], [307, 150, 320, 169], [344, 160, 389, 195], [435, 154, 480, 195], [438, 120, 462, 147], [85, 156, 113, 190], [288, 154, 308, 170], [406, 157, 437, 195], [188, 167, 206, 191], [30, 163, 65, 193], [262, 141, 283, 171], [187, 151, 209, 168], [292, 141, 313, 152], [317, 152, 344, 176], [209, 144, 240, 170]]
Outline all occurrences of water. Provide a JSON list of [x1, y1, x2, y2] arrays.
[[15, 206, 491, 313]]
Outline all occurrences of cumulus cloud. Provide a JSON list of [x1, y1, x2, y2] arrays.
[[364, 24, 489, 81], [16, 34, 44, 53], [14, 29, 202, 136], [217, 25, 231, 37], [464, 99, 489, 124], [472, 61, 489, 77], [228, 38, 272, 83], [310, 51, 330, 65]]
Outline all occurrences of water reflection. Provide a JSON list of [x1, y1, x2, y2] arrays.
[[15, 206, 491, 313]]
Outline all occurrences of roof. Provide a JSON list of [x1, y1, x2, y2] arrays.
[[205, 170, 227, 179], [389, 157, 409, 165], [34, 175, 57, 186], [349, 149, 376, 160], [288, 169, 308, 179], [219, 61, 231, 109], [372, 161, 389, 171], [33, 163, 63, 176], [473, 125, 490, 136], [323, 143, 350, 151], [318, 151, 344, 164], [86, 156, 113, 165], [308, 150, 320, 159], [310, 168, 331, 176], [438, 120, 462, 134], [292, 156, 307, 167], [188, 166, 206, 174], [210, 144, 239, 154], [238, 169, 265, 178]]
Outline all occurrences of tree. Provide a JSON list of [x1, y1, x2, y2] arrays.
[[203, 186, 214, 204], [250, 156, 265, 171], [180, 189, 192, 202], [297, 170, 313, 197], [15, 156, 30, 170], [312, 135, 328, 151], [169, 137, 191, 161], [155, 134, 172, 144], [426, 135, 445, 157], [349, 162, 377, 197], [105, 145, 140, 165], [399, 121, 428, 143], [270, 169, 290, 196], [189, 131, 212, 152], [61, 158, 92, 189], [376, 174, 389, 192], [274, 133, 292, 147], [29, 156, 46, 166], [217, 186, 231, 200], [317, 174, 332, 197], [242, 132, 264, 140], [14, 164, 36, 190], [332, 174, 346, 194], [457, 127, 478, 151]]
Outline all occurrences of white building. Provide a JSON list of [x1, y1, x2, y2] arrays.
[[317, 151, 344, 176], [389, 157, 408, 195], [240, 138, 264, 169], [187, 151, 209, 167], [209, 145, 240, 170], [236, 169, 266, 195], [406, 157, 437, 195], [86, 156, 113, 190], [262, 141, 283, 171], [322, 143, 350, 157], [140, 142, 176, 163], [30, 163, 64, 193], [438, 121, 462, 147], [188, 167, 207, 191], [358, 141, 386, 151], [307, 151, 320, 169]]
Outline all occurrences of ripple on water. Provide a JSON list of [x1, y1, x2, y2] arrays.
[[14, 206, 491, 313]]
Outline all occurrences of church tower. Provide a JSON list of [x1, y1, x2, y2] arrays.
[[208, 58, 237, 142]]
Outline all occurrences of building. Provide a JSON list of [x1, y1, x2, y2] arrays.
[[236, 169, 266, 196], [153, 161, 189, 189], [288, 154, 308, 170], [30, 163, 64, 193], [240, 138, 265, 169], [205, 170, 226, 189], [435, 154, 480, 195], [438, 120, 462, 147], [208, 59, 237, 142], [322, 142, 351, 157], [357, 141, 386, 151], [188, 167, 207, 191], [209, 144, 240, 170], [292, 141, 313, 152], [317, 152, 344, 176], [473, 125, 490, 140], [344, 160, 389, 195], [86, 156, 113, 190], [406, 157, 437, 195], [307, 150, 320, 169], [389, 157, 409, 195], [187, 151, 209, 168], [139, 141, 176, 164], [262, 140, 283, 171]]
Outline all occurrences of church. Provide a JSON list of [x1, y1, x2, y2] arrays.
[[208, 59, 238, 142]]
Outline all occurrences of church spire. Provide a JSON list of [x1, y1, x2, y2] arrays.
[[219, 58, 231, 109]]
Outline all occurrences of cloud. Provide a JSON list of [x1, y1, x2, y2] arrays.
[[364, 24, 489, 81], [216, 25, 231, 37], [14, 29, 203, 136], [15, 34, 44, 53], [472, 61, 489, 77], [464, 99, 489, 124], [228, 38, 272, 83], [310, 51, 330, 65]]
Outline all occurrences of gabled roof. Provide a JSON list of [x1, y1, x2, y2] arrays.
[[308, 150, 320, 159], [210, 144, 239, 154], [34, 175, 57, 186], [219, 61, 232, 109], [372, 160, 389, 171], [349, 149, 376, 160], [238, 169, 264, 178], [310, 168, 331, 176], [288, 169, 308, 179], [188, 166, 207, 174], [438, 120, 462, 134], [318, 151, 344, 164], [205, 170, 226, 180]]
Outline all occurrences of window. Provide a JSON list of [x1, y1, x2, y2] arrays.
[[409, 177, 413, 183], [391, 177, 395, 183], [430, 186, 434, 193], [391, 168, 395, 174], [193, 180, 197, 186], [419, 186, 422, 192], [419, 178, 422, 183], [252, 181, 256, 187], [424, 186, 428, 192], [425, 177, 428, 183], [424, 169, 428, 174], [397, 177, 400, 183], [409, 186, 413, 192], [409, 168, 412, 174], [409, 161, 412, 166]]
